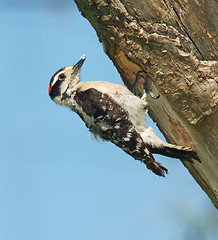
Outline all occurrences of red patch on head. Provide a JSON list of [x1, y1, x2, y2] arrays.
[[48, 84, 52, 95]]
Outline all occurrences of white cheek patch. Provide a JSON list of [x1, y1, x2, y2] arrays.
[[59, 81, 68, 94]]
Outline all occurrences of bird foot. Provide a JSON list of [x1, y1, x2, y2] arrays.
[[133, 71, 160, 99]]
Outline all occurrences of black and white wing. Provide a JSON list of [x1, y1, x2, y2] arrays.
[[73, 86, 168, 177]]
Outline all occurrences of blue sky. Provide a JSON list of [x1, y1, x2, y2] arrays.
[[0, 1, 217, 240]]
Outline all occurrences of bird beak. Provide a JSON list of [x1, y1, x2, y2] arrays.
[[72, 54, 86, 75], [69, 54, 86, 88]]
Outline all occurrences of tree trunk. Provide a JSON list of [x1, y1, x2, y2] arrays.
[[74, 0, 218, 208]]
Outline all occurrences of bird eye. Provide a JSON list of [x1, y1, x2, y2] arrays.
[[59, 73, 66, 79]]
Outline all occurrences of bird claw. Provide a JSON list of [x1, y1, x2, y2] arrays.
[[133, 71, 160, 99]]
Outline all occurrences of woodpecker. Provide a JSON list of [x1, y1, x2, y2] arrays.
[[48, 55, 199, 177]]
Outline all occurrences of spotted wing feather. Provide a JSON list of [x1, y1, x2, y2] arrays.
[[73, 88, 168, 177]]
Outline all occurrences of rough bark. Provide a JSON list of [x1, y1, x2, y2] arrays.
[[74, 0, 218, 208]]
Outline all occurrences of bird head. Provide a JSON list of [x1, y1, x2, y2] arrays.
[[48, 54, 86, 105]]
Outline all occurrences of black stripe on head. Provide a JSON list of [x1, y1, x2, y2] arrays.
[[49, 67, 67, 99], [49, 67, 64, 86], [49, 79, 62, 99]]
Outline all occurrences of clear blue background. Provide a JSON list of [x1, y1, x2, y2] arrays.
[[0, 1, 217, 239]]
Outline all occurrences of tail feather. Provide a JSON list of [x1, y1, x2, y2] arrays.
[[150, 144, 201, 162]]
